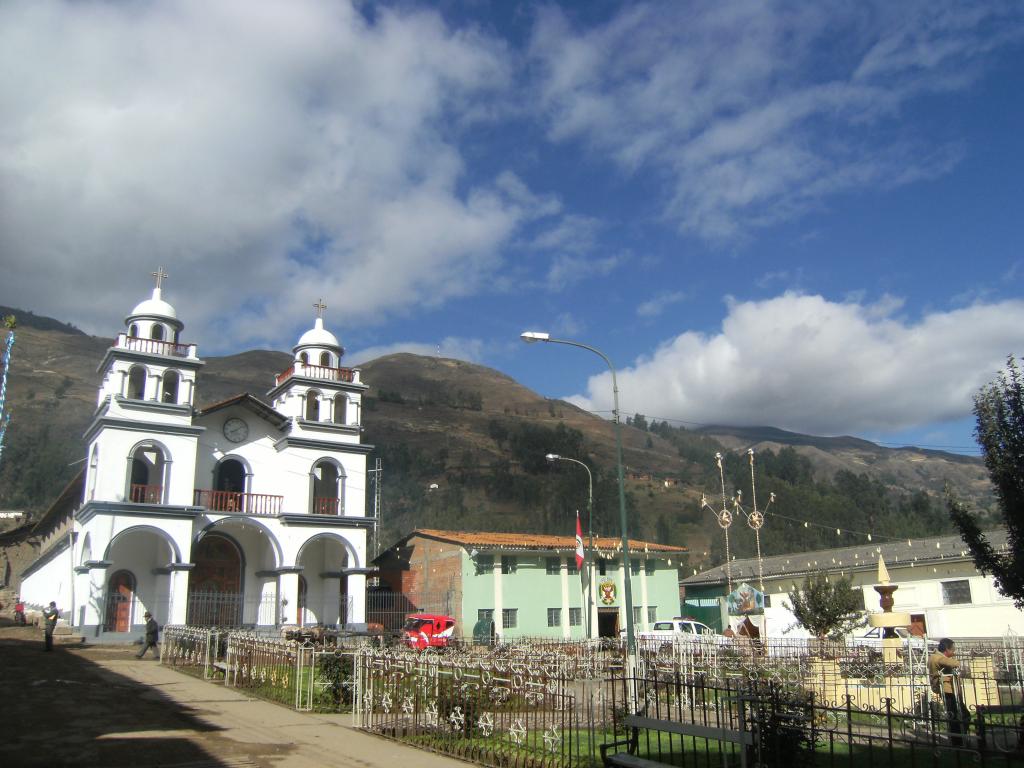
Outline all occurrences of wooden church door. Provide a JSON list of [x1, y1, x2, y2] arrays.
[[105, 570, 135, 632]]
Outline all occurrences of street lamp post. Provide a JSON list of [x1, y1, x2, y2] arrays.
[[522, 331, 636, 656], [546, 453, 594, 639]]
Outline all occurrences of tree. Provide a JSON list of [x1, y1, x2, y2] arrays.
[[785, 571, 864, 639], [949, 356, 1024, 608]]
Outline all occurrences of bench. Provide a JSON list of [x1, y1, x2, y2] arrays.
[[601, 714, 755, 768]]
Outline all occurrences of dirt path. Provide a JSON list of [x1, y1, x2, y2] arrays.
[[0, 622, 466, 768]]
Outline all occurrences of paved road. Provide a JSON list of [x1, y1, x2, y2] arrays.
[[0, 623, 466, 768]]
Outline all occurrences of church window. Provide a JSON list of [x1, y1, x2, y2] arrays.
[[162, 370, 180, 404], [311, 459, 344, 515], [127, 365, 147, 399], [305, 390, 320, 420], [334, 394, 347, 425], [300, 352, 309, 365], [128, 443, 167, 503], [129, 323, 139, 338], [151, 324, 165, 341], [319, 351, 331, 367]]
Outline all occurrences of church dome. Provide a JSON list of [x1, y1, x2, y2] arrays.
[[297, 318, 340, 350], [128, 290, 178, 321]]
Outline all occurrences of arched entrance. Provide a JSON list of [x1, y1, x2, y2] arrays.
[[187, 533, 243, 626], [104, 570, 136, 632]]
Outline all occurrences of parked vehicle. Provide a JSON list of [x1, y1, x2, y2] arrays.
[[627, 617, 727, 648], [402, 613, 456, 650], [851, 626, 937, 652]]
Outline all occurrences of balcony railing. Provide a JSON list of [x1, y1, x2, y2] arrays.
[[193, 489, 283, 516], [118, 334, 194, 358], [275, 362, 358, 386], [312, 497, 341, 515], [130, 484, 163, 504]]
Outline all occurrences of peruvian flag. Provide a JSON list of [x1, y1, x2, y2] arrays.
[[575, 511, 585, 571]]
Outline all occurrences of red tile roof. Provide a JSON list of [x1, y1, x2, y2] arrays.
[[410, 528, 686, 554]]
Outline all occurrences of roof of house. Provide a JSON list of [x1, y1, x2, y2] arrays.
[[681, 529, 1008, 588], [196, 392, 288, 427], [391, 528, 687, 556]]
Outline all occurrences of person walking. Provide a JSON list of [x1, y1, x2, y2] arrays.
[[136, 611, 159, 659], [14, 596, 26, 625], [42, 601, 59, 651], [928, 637, 966, 746]]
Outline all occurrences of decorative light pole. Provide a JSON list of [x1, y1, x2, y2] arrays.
[[701, 452, 735, 594], [521, 331, 636, 655], [732, 449, 775, 593], [546, 453, 594, 639]]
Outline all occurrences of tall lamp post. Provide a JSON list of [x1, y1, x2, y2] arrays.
[[522, 331, 636, 656], [546, 453, 595, 639]]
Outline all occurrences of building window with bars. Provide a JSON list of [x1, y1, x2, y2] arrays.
[[501, 555, 517, 574], [632, 606, 642, 625], [475, 554, 494, 575], [569, 607, 582, 626], [631, 560, 640, 576], [566, 557, 578, 575], [647, 606, 657, 623], [547, 608, 561, 627], [645, 560, 655, 575], [545, 557, 561, 575], [942, 580, 972, 605], [502, 608, 518, 629]]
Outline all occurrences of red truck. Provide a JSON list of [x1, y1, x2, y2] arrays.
[[402, 613, 456, 650]]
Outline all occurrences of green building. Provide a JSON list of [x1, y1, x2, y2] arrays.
[[374, 528, 687, 640]]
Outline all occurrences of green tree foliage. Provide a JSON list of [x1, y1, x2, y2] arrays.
[[949, 357, 1024, 607], [785, 571, 865, 639]]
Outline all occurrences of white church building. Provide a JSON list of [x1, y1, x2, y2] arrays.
[[18, 272, 373, 640]]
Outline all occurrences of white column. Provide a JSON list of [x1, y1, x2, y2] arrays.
[[493, 557, 503, 639], [640, 562, 650, 631], [347, 574, 366, 626], [168, 567, 190, 625], [590, 562, 599, 638], [559, 561, 571, 639], [280, 571, 301, 626]]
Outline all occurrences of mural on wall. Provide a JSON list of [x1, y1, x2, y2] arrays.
[[726, 582, 764, 615]]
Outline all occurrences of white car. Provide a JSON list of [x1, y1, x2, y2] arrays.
[[852, 626, 937, 652]]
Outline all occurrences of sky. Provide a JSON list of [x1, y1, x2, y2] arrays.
[[2, 0, 1023, 455]]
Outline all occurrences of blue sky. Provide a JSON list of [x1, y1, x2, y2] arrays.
[[2, 1, 1023, 454]]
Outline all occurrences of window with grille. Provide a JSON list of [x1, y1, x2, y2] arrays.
[[566, 558, 578, 575], [598, 558, 607, 576], [632, 606, 642, 625], [501, 556, 517, 574], [502, 608, 518, 628], [546, 557, 560, 575], [631, 560, 640, 576], [569, 607, 582, 626], [645, 560, 655, 575], [647, 607, 657, 623], [547, 608, 561, 627], [942, 580, 972, 605], [475, 555, 494, 575]]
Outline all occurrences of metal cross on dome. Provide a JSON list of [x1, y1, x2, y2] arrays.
[[151, 266, 168, 289], [313, 298, 327, 318]]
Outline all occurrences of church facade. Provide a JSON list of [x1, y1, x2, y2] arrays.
[[18, 273, 373, 640]]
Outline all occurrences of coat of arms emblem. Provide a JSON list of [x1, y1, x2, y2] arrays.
[[599, 579, 616, 605]]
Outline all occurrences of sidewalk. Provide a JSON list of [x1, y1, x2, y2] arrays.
[[0, 624, 467, 768]]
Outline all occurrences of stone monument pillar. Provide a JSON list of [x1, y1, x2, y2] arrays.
[[869, 556, 910, 664]]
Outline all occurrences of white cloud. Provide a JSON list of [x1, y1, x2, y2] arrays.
[[0, 0, 529, 351], [528, 1, 1023, 241], [637, 290, 687, 318], [567, 292, 1024, 435], [546, 253, 622, 291], [348, 336, 486, 366]]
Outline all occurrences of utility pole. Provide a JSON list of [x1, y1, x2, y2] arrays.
[[368, 458, 383, 567]]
